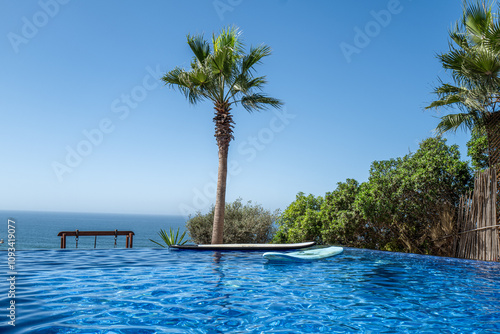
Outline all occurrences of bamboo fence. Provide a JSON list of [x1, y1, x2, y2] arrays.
[[486, 112, 500, 169], [454, 168, 499, 261], [497, 167, 500, 228], [486, 111, 500, 234]]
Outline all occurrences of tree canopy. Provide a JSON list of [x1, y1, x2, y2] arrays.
[[274, 137, 473, 256]]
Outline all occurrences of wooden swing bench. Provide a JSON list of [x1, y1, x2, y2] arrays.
[[57, 230, 135, 249]]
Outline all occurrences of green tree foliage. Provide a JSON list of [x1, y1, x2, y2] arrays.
[[467, 128, 489, 171], [274, 138, 474, 256], [320, 179, 366, 247], [273, 193, 324, 243], [358, 137, 473, 254], [186, 199, 278, 244]]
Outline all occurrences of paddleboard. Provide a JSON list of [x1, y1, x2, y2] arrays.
[[263, 246, 343, 261], [170, 241, 316, 251]]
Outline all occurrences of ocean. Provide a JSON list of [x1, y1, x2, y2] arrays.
[[0, 211, 187, 250]]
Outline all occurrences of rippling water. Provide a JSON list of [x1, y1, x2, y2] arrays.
[[1, 248, 499, 333]]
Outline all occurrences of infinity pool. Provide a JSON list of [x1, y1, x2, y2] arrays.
[[1, 248, 499, 333]]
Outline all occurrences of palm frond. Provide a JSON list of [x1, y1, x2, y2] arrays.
[[433, 82, 462, 95], [449, 30, 470, 50], [163, 72, 197, 104], [164, 26, 282, 117], [428, 81, 494, 112], [231, 75, 267, 95], [439, 47, 466, 70], [426, 97, 462, 109], [187, 34, 211, 64], [239, 93, 284, 112], [427, 82, 468, 109], [484, 18, 500, 49], [241, 44, 272, 74], [213, 26, 243, 54], [187, 67, 209, 86], [209, 48, 230, 75], [162, 67, 186, 87], [463, 47, 500, 77], [463, 1, 493, 44], [434, 112, 480, 135]]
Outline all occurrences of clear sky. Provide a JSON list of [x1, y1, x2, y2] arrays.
[[1, 0, 470, 217]]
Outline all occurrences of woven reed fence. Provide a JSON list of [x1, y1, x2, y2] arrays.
[[497, 167, 500, 228], [485, 112, 500, 229], [453, 168, 499, 261], [485, 112, 500, 230], [486, 112, 500, 169]]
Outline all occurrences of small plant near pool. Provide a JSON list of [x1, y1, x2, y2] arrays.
[[150, 227, 189, 247]]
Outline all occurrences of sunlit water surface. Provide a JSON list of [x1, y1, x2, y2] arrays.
[[1, 248, 499, 333]]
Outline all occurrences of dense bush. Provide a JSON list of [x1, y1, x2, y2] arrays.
[[274, 137, 474, 256], [320, 179, 369, 248], [467, 128, 489, 172], [273, 193, 323, 244], [357, 137, 472, 254], [186, 199, 279, 244]]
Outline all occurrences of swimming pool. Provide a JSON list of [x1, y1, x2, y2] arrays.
[[1, 248, 499, 333]]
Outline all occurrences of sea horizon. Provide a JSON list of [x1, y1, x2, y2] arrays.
[[0, 210, 188, 250]]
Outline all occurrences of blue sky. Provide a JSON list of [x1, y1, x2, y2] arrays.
[[1, 0, 470, 216]]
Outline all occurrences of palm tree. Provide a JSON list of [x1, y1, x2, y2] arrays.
[[426, 0, 500, 168], [162, 26, 283, 244]]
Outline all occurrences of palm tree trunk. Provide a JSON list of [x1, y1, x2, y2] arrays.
[[212, 146, 228, 244], [211, 101, 234, 244]]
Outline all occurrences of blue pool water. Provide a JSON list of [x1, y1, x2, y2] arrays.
[[1, 247, 499, 333]]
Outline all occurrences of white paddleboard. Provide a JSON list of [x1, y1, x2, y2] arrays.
[[263, 246, 343, 261], [170, 241, 316, 251]]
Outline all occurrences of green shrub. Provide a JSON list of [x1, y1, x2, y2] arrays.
[[273, 137, 474, 256], [186, 199, 279, 244], [273, 192, 324, 244]]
